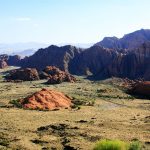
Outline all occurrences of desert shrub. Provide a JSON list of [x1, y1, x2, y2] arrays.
[[0, 133, 9, 147], [0, 138, 9, 146], [93, 139, 142, 150], [93, 139, 128, 150], [9, 99, 22, 108], [129, 141, 141, 150]]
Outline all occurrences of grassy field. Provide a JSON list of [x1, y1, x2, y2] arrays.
[[0, 67, 149, 150]]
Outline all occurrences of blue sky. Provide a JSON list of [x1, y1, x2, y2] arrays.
[[0, 0, 150, 44]]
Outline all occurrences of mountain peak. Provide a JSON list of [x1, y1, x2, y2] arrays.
[[96, 29, 150, 49]]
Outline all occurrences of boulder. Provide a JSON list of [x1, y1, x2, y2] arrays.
[[6, 68, 39, 81], [19, 88, 73, 110]]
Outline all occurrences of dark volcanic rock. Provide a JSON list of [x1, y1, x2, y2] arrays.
[[6, 68, 40, 81]]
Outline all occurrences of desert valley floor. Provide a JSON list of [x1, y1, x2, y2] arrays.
[[0, 67, 150, 150]]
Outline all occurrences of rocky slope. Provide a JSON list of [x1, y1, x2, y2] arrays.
[[0, 54, 21, 67], [69, 45, 117, 76], [95, 29, 150, 49], [100, 42, 150, 79], [70, 42, 150, 80], [0, 54, 8, 69], [0, 60, 8, 69], [20, 45, 83, 71], [16, 43, 149, 80]]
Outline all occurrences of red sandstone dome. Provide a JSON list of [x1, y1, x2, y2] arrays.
[[19, 88, 73, 110]]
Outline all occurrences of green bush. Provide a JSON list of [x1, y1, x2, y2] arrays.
[[93, 139, 128, 150], [93, 139, 142, 150], [129, 141, 141, 150], [9, 99, 22, 108]]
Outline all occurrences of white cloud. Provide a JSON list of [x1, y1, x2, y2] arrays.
[[15, 17, 31, 21]]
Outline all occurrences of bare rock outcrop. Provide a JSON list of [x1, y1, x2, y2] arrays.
[[7, 55, 21, 66], [0, 60, 8, 69], [0, 54, 8, 69], [20, 45, 83, 71], [19, 88, 73, 110], [41, 66, 76, 84], [95, 29, 150, 49], [6, 68, 39, 81], [128, 81, 150, 97]]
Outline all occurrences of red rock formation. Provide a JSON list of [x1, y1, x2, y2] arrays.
[[0, 54, 8, 69], [129, 81, 150, 97], [6, 68, 39, 81], [124, 79, 150, 97], [42, 66, 76, 84], [19, 88, 73, 110], [0, 60, 8, 69]]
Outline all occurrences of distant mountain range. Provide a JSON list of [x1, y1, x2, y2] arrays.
[[1, 29, 150, 80], [11, 49, 36, 57], [0, 42, 49, 55]]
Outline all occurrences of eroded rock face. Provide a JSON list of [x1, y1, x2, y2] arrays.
[[20, 45, 83, 71], [42, 66, 76, 84], [0, 54, 8, 69], [69, 46, 117, 77], [0, 60, 8, 69], [95, 29, 150, 49], [106, 42, 150, 79], [19, 88, 73, 110], [6, 68, 39, 81], [7, 55, 21, 66], [0, 54, 21, 67]]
